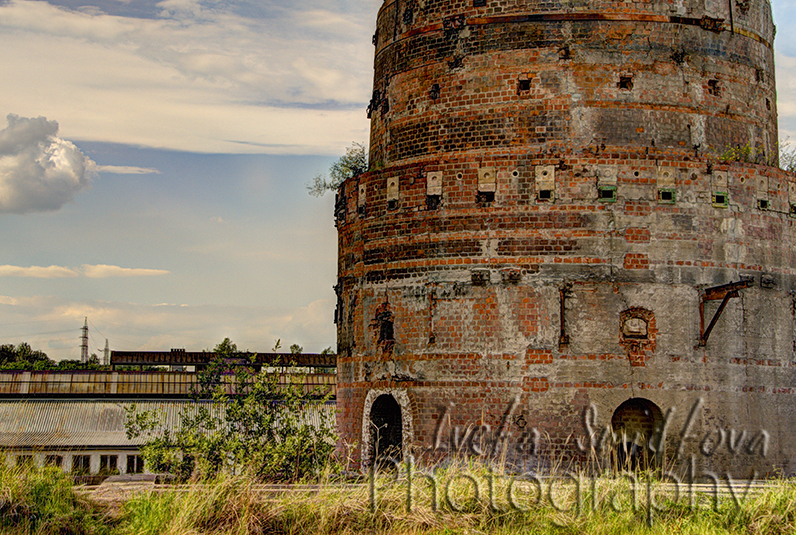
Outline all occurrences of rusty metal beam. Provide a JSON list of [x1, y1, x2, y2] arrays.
[[702, 279, 754, 301], [698, 279, 753, 346], [700, 291, 736, 346], [559, 284, 571, 349]]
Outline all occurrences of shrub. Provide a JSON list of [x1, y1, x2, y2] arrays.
[[126, 338, 338, 482]]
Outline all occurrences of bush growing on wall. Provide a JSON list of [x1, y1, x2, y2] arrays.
[[306, 142, 367, 197]]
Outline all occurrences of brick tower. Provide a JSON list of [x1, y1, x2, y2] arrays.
[[336, 0, 796, 473]]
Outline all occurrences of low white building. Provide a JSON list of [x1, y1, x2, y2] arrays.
[[0, 368, 337, 478], [0, 400, 200, 475]]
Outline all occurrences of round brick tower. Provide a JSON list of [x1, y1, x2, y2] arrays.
[[336, 0, 796, 473]]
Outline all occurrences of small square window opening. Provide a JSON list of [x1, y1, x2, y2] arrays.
[[598, 186, 617, 202], [658, 189, 676, 204], [618, 75, 634, 91], [708, 79, 720, 96]]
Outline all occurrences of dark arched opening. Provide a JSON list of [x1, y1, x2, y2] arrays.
[[369, 394, 403, 465], [611, 398, 664, 471]]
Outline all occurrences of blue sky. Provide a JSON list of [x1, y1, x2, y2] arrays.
[[0, 0, 794, 360]]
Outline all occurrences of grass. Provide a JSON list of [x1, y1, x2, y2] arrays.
[[0, 462, 111, 535], [2, 460, 796, 534]]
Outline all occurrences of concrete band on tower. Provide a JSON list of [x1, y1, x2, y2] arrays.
[[336, 0, 795, 474]]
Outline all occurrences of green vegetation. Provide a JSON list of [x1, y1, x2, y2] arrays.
[[125, 338, 337, 482], [307, 142, 368, 196], [779, 139, 796, 173], [709, 138, 796, 172], [3, 461, 796, 534], [0, 461, 111, 535], [0, 342, 108, 371]]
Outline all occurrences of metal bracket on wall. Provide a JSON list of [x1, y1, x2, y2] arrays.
[[559, 283, 572, 350], [698, 279, 753, 346]]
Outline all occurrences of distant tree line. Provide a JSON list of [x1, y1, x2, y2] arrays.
[[0, 341, 335, 372], [0, 342, 107, 371]]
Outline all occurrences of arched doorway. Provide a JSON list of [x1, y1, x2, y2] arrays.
[[611, 398, 663, 470], [369, 394, 403, 465]]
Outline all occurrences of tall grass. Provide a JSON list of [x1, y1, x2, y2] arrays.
[[0, 461, 110, 535], [2, 459, 795, 534], [117, 476, 292, 535], [115, 463, 796, 535]]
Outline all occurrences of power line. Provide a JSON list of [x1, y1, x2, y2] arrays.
[[87, 319, 108, 340], [0, 329, 77, 338], [88, 331, 104, 356], [0, 335, 75, 344], [87, 318, 223, 353], [87, 320, 144, 350], [0, 319, 61, 327], [82, 321, 142, 347], [89, 318, 218, 343], [24, 335, 75, 343]]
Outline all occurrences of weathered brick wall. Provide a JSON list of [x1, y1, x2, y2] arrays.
[[368, 0, 777, 168], [338, 0, 794, 475]]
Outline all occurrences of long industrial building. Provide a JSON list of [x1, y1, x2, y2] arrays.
[[0, 351, 336, 478]]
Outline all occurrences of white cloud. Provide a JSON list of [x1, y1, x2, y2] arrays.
[[0, 0, 374, 154], [0, 295, 335, 361], [97, 165, 160, 174], [0, 1, 792, 155], [0, 265, 79, 278], [0, 264, 169, 278], [0, 114, 95, 213], [776, 52, 796, 138], [81, 264, 170, 278]]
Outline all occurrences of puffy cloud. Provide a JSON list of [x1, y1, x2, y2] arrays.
[[0, 114, 95, 213], [81, 264, 169, 278]]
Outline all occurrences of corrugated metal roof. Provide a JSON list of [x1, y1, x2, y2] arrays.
[[0, 400, 336, 449]]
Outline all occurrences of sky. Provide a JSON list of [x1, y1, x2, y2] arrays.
[[0, 0, 795, 361]]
